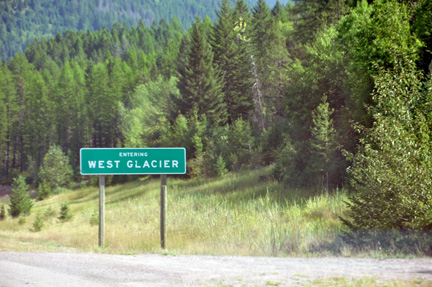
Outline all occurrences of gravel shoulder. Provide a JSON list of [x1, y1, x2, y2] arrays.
[[0, 252, 431, 286]]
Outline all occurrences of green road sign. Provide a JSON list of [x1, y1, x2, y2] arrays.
[[80, 148, 186, 175]]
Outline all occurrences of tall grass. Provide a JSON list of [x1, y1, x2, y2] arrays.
[[0, 166, 348, 255]]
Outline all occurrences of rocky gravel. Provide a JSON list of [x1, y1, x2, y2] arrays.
[[0, 252, 431, 286]]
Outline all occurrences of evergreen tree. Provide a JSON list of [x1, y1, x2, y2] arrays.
[[87, 62, 120, 147], [177, 17, 227, 126], [0, 61, 18, 179], [309, 95, 337, 191], [9, 175, 33, 218], [250, 0, 291, 126], [211, 0, 254, 123]]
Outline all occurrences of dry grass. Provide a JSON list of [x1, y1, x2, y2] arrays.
[[0, 167, 347, 255]]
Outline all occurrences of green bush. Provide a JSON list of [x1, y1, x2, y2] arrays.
[[343, 61, 432, 231], [0, 205, 5, 220], [58, 203, 72, 222], [38, 145, 73, 190], [89, 211, 98, 226], [32, 213, 44, 232], [37, 179, 51, 201]]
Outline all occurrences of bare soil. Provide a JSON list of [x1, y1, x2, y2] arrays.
[[0, 185, 11, 201], [0, 252, 431, 286]]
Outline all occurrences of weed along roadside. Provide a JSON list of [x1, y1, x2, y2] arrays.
[[80, 148, 186, 249]]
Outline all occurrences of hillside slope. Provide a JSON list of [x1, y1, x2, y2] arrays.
[[0, 0, 289, 59]]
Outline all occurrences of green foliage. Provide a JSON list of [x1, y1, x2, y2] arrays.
[[309, 95, 338, 191], [9, 175, 33, 218], [211, 0, 254, 123], [43, 206, 57, 223], [58, 202, 72, 222], [176, 16, 227, 126], [412, 0, 432, 74], [32, 212, 44, 232], [18, 217, 26, 225], [214, 155, 228, 177], [37, 179, 51, 201], [0, 204, 5, 220], [38, 146, 73, 190], [343, 61, 432, 231], [0, 0, 264, 60], [228, 119, 254, 169], [89, 210, 99, 226], [120, 76, 178, 148]]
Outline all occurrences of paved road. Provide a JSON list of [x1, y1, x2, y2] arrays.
[[0, 252, 431, 286]]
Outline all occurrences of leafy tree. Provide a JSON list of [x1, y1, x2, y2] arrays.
[[38, 145, 73, 191], [9, 175, 33, 218], [343, 61, 432, 231], [120, 76, 178, 148], [412, 0, 432, 75]]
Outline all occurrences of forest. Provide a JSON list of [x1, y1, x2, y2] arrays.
[[0, 0, 288, 59], [0, 0, 432, 233]]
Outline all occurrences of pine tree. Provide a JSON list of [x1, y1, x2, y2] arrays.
[[9, 175, 33, 218], [87, 62, 120, 147], [309, 95, 337, 191], [250, 0, 290, 126], [0, 61, 18, 179], [211, 0, 253, 123], [177, 16, 227, 126]]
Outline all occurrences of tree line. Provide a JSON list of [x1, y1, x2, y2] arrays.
[[1, 0, 432, 232]]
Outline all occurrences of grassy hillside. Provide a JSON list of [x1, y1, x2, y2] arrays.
[[0, 167, 348, 256]]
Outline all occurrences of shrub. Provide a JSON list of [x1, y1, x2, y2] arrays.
[[0, 205, 5, 220], [58, 203, 72, 222], [89, 211, 98, 226], [32, 213, 44, 232], [37, 179, 51, 201], [343, 62, 432, 231], [38, 145, 73, 190], [43, 206, 57, 223]]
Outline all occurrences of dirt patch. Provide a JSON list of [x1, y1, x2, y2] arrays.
[[0, 185, 12, 201]]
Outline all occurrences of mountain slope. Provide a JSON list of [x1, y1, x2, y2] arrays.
[[0, 0, 290, 59]]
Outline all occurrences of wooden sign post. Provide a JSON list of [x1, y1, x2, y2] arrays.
[[160, 174, 167, 249], [99, 175, 105, 247], [80, 148, 186, 249]]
